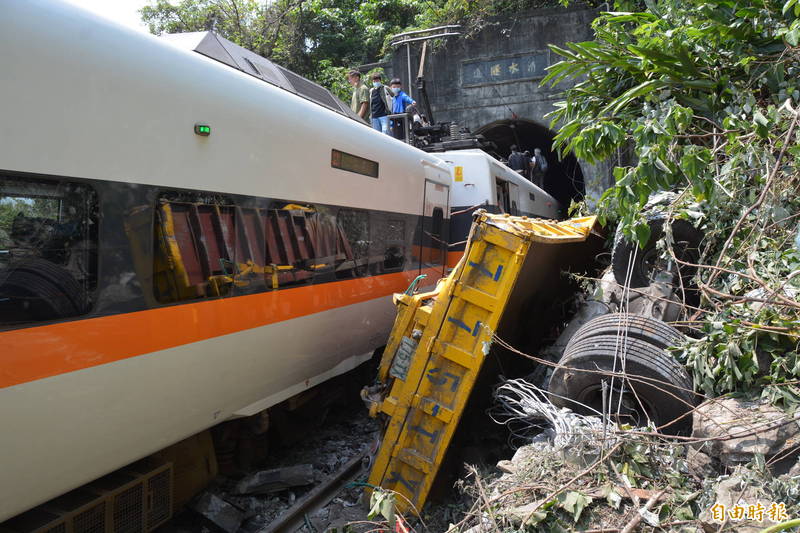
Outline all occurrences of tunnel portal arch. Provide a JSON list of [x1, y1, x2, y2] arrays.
[[475, 118, 585, 213]]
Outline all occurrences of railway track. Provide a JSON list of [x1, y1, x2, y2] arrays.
[[260, 451, 369, 533]]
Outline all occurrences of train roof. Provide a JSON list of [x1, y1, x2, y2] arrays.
[[2, 0, 452, 217], [161, 32, 363, 123]]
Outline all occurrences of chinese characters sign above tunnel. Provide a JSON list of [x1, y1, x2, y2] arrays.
[[462, 51, 551, 86]]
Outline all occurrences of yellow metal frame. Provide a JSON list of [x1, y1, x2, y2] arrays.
[[365, 213, 598, 514]]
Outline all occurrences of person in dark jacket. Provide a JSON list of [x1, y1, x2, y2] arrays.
[[507, 145, 528, 175], [531, 147, 549, 187], [523, 150, 532, 180], [369, 74, 393, 135]]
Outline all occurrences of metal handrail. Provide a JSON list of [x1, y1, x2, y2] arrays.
[[390, 32, 462, 46], [389, 24, 461, 42]]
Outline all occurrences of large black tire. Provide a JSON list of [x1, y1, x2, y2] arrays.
[[0, 258, 89, 320], [548, 334, 695, 435], [612, 216, 703, 288], [565, 313, 684, 353]]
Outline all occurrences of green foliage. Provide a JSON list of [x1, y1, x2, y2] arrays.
[[678, 308, 800, 405], [141, 0, 426, 88], [314, 60, 351, 101], [557, 490, 592, 522], [410, 0, 607, 41], [546, 0, 800, 243], [367, 487, 397, 528], [549, 0, 800, 404], [140, 0, 606, 94]]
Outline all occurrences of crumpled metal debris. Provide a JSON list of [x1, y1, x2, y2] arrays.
[[192, 492, 243, 533]]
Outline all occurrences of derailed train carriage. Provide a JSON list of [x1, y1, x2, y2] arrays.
[[0, 0, 451, 522]]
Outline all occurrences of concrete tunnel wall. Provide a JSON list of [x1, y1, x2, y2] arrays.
[[387, 4, 617, 209]]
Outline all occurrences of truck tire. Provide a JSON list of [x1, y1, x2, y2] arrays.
[[612, 216, 703, 288], [565, 313, 684, 353], [0, 258, 88, 320], [548, 334, 695, 435]]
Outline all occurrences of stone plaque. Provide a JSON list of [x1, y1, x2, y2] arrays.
[[462, 51, 550, 86]]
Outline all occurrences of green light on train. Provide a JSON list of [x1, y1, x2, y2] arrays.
[[194, 124, 211, 136]]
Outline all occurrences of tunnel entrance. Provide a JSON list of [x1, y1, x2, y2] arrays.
[[475, 119, 585, 214]]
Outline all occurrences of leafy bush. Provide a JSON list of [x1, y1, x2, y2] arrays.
[[547, 0, 800, 404]]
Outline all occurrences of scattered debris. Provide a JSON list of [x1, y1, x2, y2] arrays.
[[234, 464, 315, 495], [161, 406, 378, 533], [445, 385, 800, 532], [698, 471, 774, 532], [192, 492, 244, 533], [685, 448, 717, 480]]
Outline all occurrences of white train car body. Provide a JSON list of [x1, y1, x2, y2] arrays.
[[0, 0, 450, 520], [434, 149, 559, 266]]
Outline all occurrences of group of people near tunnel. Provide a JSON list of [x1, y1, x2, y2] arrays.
[[508, 145, 549, 187], [347, 70, 550, 190], [347, 70, 417, 140]]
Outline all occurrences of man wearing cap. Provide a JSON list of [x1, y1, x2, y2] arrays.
[[369, 73, 393, 135]]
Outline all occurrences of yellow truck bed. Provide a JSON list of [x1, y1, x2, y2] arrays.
[[363, 212, 601, 515]]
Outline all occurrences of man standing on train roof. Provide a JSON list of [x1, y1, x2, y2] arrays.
[[347, 70, 370, 122], [389, 78, 416, 139], [507, 145, 528, 175], [369, 73, 393, 135], [523, 150, 533, 180], [531, 147, 549, 188]]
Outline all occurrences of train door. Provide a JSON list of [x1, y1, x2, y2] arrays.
[[495, 178, 510, 213], [420, 179, 450, 276], [507, 182, 520, 215]]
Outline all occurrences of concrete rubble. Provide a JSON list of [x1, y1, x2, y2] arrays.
[[692, 396, 800, 467]]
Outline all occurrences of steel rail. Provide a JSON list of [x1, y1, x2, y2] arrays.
[[260, 451, 368, 533]]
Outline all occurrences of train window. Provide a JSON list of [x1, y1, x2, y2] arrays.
[[153, 193, 236, 302], [152, 193, 358, 301], [337, 209, 370, 277], [331, 149, 379, 178], [152, 191, 278, 302], [0, 175, 97, 326], [263, 203, 317, 288], [383, 219, 406, 271]]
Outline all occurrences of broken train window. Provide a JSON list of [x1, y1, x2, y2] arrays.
[[336, 209, 370, 278]]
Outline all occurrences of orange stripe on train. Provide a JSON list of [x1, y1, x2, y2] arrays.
[[0, 268, 443, 389]]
